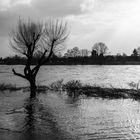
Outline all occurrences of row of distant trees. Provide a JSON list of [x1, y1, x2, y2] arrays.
[[63, 42, 108, 58], [2, 41, 140, 64], [2, 42, 140, 64], [2, 43, 140, 65], [132, 48, 140, 57], [63, 43, 140, 58]]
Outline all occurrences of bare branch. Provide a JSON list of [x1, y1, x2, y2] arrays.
[[44, 19, 69, 53], [10, 18, 43, 58], [12, 69, 26, 79], [31, 19, 68, 76]]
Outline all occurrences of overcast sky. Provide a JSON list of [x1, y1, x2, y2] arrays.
[[0, 0, 140, 57]]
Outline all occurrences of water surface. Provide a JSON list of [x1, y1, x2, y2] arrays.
[[0, 91, 140, 139], [1, 65, 140, 139], [0, 65, 140, 88]]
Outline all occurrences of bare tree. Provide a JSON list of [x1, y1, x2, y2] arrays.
[[92, 42, 108, 56], [10, 19, 68, 98], [64, 47, 80, 57], [136, 47, 140, 56], [92, 42, 108, 64]]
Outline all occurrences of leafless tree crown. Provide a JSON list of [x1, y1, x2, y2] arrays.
[[10, 18, 68, 98], [92, 42, 108, 55], [10, 19, 43, 57], [44, 19, 69, 55]]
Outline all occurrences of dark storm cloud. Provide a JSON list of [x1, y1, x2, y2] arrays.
[[0, 0, 85, 37], [0, 0, 85, 56], [0, 5, 34, 36]]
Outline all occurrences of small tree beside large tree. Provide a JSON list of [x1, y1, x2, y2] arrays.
[[92, 42, 108, 64], [10, 19, 68, 98], [92, 42, 108, 56]]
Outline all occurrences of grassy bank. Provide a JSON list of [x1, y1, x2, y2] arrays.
[[0, 80, 140, 100]]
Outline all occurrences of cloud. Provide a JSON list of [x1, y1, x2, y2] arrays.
[[0, 0, 140, 57], [65, 0, 140, 54], [0, 0, 86, 37], [0, 5, 37, 37], [81, 0, 95, 12], [32, 0, 85, 16], [0, 37, 13, 57], [0, 0, 87, 56], [0, 0, 32, 11]]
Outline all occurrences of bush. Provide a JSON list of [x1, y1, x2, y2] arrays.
[[48, 79, 64, 91], [63, 80, 82, 92], [62, 80, 82, 98]]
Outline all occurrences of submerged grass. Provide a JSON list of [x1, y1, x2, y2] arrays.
[[0, 83, 22, 91], [47, 79, 64, 91], [0, 80, 140, 100], [47, 80, 140, 100]]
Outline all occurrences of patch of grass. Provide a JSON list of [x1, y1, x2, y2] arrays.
[[1, 80, 140, 100], [47, 79, 64, 91], [63, 80, 82, 91], [62, 80, 83, 97], [0, 83, 22, 91], [61, 80, 138, 99]]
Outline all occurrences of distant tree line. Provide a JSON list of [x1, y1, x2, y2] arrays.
[[1, 42, 140, 65]]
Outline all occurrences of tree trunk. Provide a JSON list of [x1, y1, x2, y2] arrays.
[[29, 79, 37, 99]]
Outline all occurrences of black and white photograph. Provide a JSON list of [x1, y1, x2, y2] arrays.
[[1, 0, 140, 139]]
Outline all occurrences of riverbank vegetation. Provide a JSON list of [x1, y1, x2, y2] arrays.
[[0, 80, 140, 100], [0, 83, 23, 91]]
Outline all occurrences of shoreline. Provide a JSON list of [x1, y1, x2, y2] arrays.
[[0, 83, 139, 100]]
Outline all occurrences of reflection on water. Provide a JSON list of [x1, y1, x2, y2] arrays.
[[22, 97, 70, 140], [1, 91, 140, 139]]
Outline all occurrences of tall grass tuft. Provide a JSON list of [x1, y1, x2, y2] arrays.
[[63, 80, 82, 97], [47, 79, 64, 91], [63, 80, 82, 91]]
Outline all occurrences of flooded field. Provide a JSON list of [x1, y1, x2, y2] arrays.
[[1, 65, 140, 88], [1, 65, 140, 139], [1, 91, 140, 139]]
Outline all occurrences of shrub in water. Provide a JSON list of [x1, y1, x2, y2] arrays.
[[48, 79, 64, 91], [63, 80, 83, 97], [63, 80, 82, 91]]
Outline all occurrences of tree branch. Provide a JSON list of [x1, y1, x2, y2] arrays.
[[31, 49, 48, 76], [12, 69, 26, 79], [41, 45, 53, 65]]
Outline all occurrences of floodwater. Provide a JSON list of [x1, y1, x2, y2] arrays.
[[1, 65, 140, 139], [0, 65, 140, 88]]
